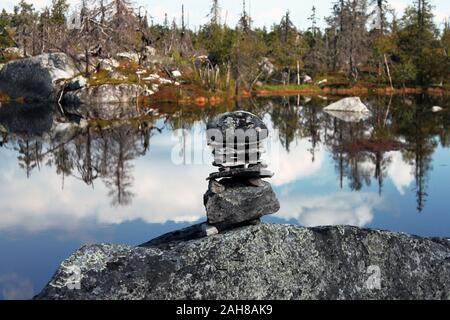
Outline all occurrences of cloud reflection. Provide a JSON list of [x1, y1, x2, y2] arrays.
[[0, 120, 405, 233], [276, 191, 381, 227]]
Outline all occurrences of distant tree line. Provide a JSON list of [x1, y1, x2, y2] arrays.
[[0, 0, 449, 88]]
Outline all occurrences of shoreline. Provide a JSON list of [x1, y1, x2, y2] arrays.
[[2, 83, 449, 106], [253, 85, 450, 97]]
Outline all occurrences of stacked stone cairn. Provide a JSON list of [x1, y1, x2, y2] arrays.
[[203, 111, 280, 235]]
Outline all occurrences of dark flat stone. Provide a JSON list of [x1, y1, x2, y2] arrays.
[[208, 167, 274, 180], [204, 179, 280, 226]]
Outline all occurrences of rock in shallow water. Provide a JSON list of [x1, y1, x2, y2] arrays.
[[35, 224, 450, 300], [324, 97, 371, 114]]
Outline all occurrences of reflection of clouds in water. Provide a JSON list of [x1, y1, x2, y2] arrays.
[[358, 151, 414, 196], [0, 118, 329, 232], [386, 152, 414, 195], [0, 154, 210, 232], [277, 191, 381, 227], [269, 138, 324, 186], [0, 119, 411, 233], [263, 115, 325, 186], [0, 273, 34, 300], [0, 122, 213, 232]]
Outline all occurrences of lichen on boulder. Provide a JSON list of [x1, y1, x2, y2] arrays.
[[35, 224, 450, 300]]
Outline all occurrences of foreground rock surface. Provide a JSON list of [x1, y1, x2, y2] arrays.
[[0, 53, 77, 101], [36, 224, 450, 300]]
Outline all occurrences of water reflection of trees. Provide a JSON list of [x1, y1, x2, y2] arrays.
[[263, 94, 450, 212], [2, 121, 159, 207], [392, 95, 439, 212], [1, 95, 449, 212]]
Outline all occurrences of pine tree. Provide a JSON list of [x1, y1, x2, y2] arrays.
[[208, 0, 221, 26], [397, 0, 438, 85], [11, 0, 35, 56], [50, 0, 68, 25], [0, 9, 14, 50]]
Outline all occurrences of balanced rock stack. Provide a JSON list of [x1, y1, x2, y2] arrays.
[[203, 111, 280, 231]]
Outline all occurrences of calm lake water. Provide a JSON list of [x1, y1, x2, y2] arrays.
[[0, 94, 449, 299]]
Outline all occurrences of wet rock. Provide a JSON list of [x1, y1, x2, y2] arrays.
[[0, 52, 77, 102], [204, 179, 280, 227], [35, 224, 450, 300], [324, 97, 371, 114]]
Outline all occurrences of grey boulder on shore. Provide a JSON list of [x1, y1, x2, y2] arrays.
[[0, 53, 77, 102], [35, 224, 450, 300], [62, 83, 144, 106]]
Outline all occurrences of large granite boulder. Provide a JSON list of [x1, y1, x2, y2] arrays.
[[35, 224, 450, 300], [62, 83, 143, 106], [0, 53, 77, 102]]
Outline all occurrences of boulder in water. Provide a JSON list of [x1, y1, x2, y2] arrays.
[[324, 97, 371, 114]]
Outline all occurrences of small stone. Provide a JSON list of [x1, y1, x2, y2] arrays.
[[171, 70, 182, 78], [201, 224, 219, 237], [248, 178, 265, 187]]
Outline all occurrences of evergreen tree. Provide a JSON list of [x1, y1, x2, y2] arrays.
[[50, 0, 68, 25], [0, 9, 14, 49], [397, 0, 438, 84]]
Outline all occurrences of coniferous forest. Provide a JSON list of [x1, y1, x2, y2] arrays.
[[0, 0, 449, 95]]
